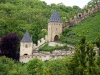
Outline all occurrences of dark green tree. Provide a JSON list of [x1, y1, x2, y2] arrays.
[[68, 34, 87, 75], [86, 43, 96, 75], [95, 33, 100, 74]]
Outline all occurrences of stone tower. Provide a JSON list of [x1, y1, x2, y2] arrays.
[[20, 30, 33, 56], [78, 9, 82, 18], [48, 11, 63, 42]]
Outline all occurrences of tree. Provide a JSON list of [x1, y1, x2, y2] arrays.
[[68, 34, 87, 75], [95, 33, 100, 74], [0, 33, 19, 60], [27, 58, 44, 75], [86, 42, 96, 75]]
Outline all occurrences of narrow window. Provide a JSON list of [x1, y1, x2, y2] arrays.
[[25, 44, 28, 48]]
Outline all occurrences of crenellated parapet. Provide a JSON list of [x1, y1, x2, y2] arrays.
[[63, 2, 100, 30], [33, 35, 48, 50], [19, 49, 74, 63]]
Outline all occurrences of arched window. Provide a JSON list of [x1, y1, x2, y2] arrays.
[[25, 44, 28, 48]]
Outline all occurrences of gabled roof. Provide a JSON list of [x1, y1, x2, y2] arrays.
[[21, 30, 32, 42], [78, 9, 82, 13], [49, 11, 62, 22]]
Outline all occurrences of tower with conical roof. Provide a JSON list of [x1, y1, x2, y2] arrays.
[[48, 11, 63, 41], [20, 30, 33, 56]]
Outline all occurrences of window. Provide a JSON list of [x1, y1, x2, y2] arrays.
[[25, 44, 28, 48], [79, 15, 81, 18]]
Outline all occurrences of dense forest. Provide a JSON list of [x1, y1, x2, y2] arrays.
[[0, 0, 80, 44]]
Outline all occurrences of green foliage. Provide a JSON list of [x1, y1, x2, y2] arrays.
[[44, 56, 70, 75], [26, 58, 44, 75], [62, 12, 100, 44], [68, 34, 97, 75], [0, 0, 79, 44], [39, 43, 67, 52], [59, 28, 71, 43], [0, 56, 29, 75], [96, 33, 100, 75]]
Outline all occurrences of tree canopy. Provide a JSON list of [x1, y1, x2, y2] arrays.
[[0, 0, 80, 44]]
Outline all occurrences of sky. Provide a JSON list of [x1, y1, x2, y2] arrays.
[[41, 0, 91, 8]]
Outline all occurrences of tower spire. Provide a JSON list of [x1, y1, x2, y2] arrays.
[[49, 10, 62, 22], [21, 30, 32, 42]]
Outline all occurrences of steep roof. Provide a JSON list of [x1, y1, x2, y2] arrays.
[[49, 11, 62, 22], [21, 30, 32, 42], [78, 9, 82, 13]]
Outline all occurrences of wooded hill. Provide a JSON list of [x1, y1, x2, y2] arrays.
[[0, 0, 79, 44]]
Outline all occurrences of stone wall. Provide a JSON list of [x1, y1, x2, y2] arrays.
[[19, 49, 74, 63], [20, 45, 99, 63], [63, 2, 100, 30], [33, 35, 48, 50]]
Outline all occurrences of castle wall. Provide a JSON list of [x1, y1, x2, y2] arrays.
[[32, 35, 48, 50], [19, 49, 74, 63], [63, 2, 100, 29]]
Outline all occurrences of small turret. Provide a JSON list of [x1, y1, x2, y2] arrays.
[[20, 30, 33, 56], [78, 9, 82, 18]]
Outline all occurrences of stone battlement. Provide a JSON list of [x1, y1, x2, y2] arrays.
[[20, 49, 74, 63], [63, 2, 100, 30]]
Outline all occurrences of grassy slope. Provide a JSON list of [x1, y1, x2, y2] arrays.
[[66, 12, 100, 44]]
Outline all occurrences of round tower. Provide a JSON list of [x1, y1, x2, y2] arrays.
[[48, 11, 63, 42]]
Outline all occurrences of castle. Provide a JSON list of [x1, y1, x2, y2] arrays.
[[20, 2, 100, 63]]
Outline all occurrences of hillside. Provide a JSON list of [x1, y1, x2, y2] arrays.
[[61, 11, 100, 44], [0, 0, 79, 44]]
